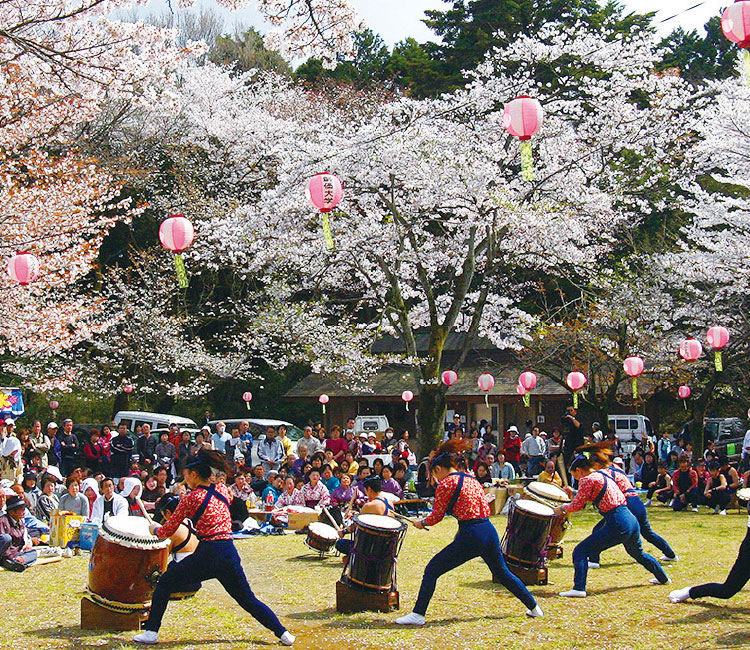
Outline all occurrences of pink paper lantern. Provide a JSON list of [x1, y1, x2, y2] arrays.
[[306, 173, 343, 213], [706, 326, 730, 350], [441, 370, 458, 387], [516, 383, 526, 396], [623, 356, 645, 378], [678, 385, 691, 399], [679, 338, 703, 362], [722, 1, 750, 48], [123, 384, 134, 394], [49, 400, 59, 411], [518, 371, 537, 391], [566, 372, 587, 391], [502, 96, 544, 140], [7, 252, 40, 286], [318, 393, 329, 414], [242, 391, 253, 402], [477, 373, 495, 407], [159, 214, 194, 253], [401, 390, 414, 412]]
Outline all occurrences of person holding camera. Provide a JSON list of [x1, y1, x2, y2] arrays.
[[561, 407, 584, 477]]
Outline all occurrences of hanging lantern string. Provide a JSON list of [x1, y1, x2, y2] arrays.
[[520, 141, 534, 181], [174, 254, 188, 289], [321, 213, 335, 251]]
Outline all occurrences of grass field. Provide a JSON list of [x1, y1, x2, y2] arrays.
[[3, 505, 750, 650]]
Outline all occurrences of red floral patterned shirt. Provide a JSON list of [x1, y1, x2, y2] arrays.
[[601, 466, 638, 497], [564, 471, 626, 514], [424, 472, 490, 526], [156, 483, 234, 541]]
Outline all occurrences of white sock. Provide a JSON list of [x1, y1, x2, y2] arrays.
[[526, 605, 544, 617], [559, 589, 587, 598], [395, 612, 426, 625], [669, 587, 692, 603], [280, 631, 295, 646]]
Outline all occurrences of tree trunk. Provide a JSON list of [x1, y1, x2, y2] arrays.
[[691, 372, 721, 453], [418, 383, 447, 458]]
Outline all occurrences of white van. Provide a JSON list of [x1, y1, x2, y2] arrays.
[[114, 410, 198, 432], [608, 414, 654, 442], [355, 415, 390, 437]]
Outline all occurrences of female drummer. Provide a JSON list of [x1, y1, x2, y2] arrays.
[[554, 455, 669, 597], [396, 439, 542, 626], [134, 449, 295, 646], [580, 442, 678, 567]]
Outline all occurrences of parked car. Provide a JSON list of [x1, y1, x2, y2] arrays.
[[706, 418, 748, 463], [608, 414, 654, 442], [355, 415, 391, 439], [114, 411, 198, 433]]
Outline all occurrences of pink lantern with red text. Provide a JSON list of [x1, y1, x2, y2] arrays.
[[319, 393, 329, 415], [477, 373, 495, 407], [7, 252, 40, 286], [242, 391, 253, 411], [503, 95, 544, 181], [518, 371, 536, 407], [306, 173, 343, 251], [706, 326, 730, 372], [159, 214, 194, 289], [401, 390, 414, 412], [566, 371, 587, 409], [623, 356, 645, 399], [722, 1, 750, 86], [678, 385, 691, 410], [679, 338, 703, 362], [441, 370, 458, 387]]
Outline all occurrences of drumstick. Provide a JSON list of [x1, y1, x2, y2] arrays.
[[344, 488, 358, 520], [135, 497, 155, 525], [557, 454, 569, 489], [391, 510, 428, 530], [321, 506, 342, 532]]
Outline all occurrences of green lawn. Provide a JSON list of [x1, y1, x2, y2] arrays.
[[3, 505, 750, 650]]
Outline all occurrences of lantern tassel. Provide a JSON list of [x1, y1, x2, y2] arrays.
[[484, 393, 489, 408], [632, 377, 638, 400], [322, 403, 326, 415], [246, 402, 251, 411], [715, 351, 723, 372], [321, 213, 335, 251], [682, 399, 687, 411], [744, 50, 750, 88], [405, 402, 409, 412], [523, 393, 530, 408], [520, 140, 534, 181], [174, 254, 188, 289], [573, 391, 579, 409]]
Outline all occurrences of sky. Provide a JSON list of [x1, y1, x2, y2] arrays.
[[143, 0, 727, 45]]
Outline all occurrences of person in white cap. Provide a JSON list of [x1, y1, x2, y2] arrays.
[[46, 422, 62, 467], [1, 420, 22, 483]]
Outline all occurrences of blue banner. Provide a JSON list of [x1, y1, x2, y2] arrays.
[[0, 388, 25, 420]]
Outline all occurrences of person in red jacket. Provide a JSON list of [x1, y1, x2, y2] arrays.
[[670, 455, 700, 512], [503, 426, 522, 473]]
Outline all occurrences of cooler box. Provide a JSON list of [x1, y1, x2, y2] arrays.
[[727, 443, 736, 456], [49, 510, 85, 547], [79, 522, 100, 551]]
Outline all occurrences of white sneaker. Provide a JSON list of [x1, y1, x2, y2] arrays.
[[650, 577, 671, 585], [720, 510, 727, 516], [588, 561, 600, 569], [133, 630, 159, 644], [669, 587, 691, 603], [559, 589, 587, 598], [280, 631, 295, 646], [660, 555, 679, 562], [526, 605, 544, 617], [395, 612, 426, 626], [692, 506, 699, 512], [62, 547, 73, 558]]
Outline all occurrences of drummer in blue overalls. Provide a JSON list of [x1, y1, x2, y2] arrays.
[[554, 454, 669, 598], [335, 476, 394, 555], [396, 439, 542, 626]]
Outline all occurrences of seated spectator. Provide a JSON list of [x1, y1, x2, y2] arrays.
[[21, 472, 40, 514], [330, 473, 364, 508], [372, 458, 385, 476], [119, 476, 144, 517], [141, 475, 165, 513], [630, 450, 644, 482], [475, 462, 493, 486], [0, 495, 37, 571], [321, 465, 340, 492], [380, 465, 403, 498], [280, 454, 296, 477], [91, 477, 128, 523], [667, 449, 680, 472], [250, 464, 268, 497], [393, 465, 408, 491], [59, 477, 90, 518], [671, 455, 700, 511], [492, 451, 516, 481], [356, 465, 372, 492], [537, 459, 563, 486], [645, 461, 671, 506], [704, 460, 731, 515], [301, 469, 330, 508], [35, 475, 59, 522], [292, 446, 309, 476], [81, 477, 99, 513], [261, 473, 283, 506], [323, 449, 338, 470], [344, 451, 358, 476], [695, 458, 710, 495], [719, 455, 740, 495], [275, 477, 305, 508]]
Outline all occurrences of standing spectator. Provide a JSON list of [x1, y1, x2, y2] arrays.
[[742, 424, 750, 471], [344, 429, 358, 456], [238, 420, 254, 450], [297, 426, 322, 457], [257, 427, 284, 476], [0, 495, 37, 571], [591, 422, 604, 443], [46, 422, 61, 467], [521, 427, 545, 476], [503, 426, 522, 474], [137, 424, 157, 470], [211, 422, 231, 454], [277, 425, 293, 457], [167, 423, 182, 449], [98, 425, 112, 472], [200, 410, 211, 428], [657, 431, 673, 464], [547, 427, 563, 458], [227, 428, 249, 469], [560, 408, 584, 472], [475, 433, 497, 469], [177, 431, 193, 470], [28, 421, 50, 470], [382, 428, 397, 453], [57, 419, 79, 477], [110, 422, 135, 479], [447, 414, 465, 440], [703, 440, 716, 461], [671, 455, 700, 512], [83, 430, 106, 473], [325, 426, 348, 463], [58, 477, 90, 518], [1, 420, 22, 483], [155, 431, 177, 477], [344, 418, 357, 439]]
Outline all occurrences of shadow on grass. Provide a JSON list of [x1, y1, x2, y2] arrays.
[[666, 600, 750, 625], [287, 608, 339, 621], [285, 554, 342, 564]]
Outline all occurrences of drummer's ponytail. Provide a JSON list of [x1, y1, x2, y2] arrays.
[[430, 438, 471, 472], [185, 448, 229, 479], [576, 440, 615, 468]]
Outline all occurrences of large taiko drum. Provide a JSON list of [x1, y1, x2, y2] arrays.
[[305, 522, 338, 555], [87, 516, 170, 612], [341, 514, 406, 593], [502, 498, 554, 570], [524, 481, 571, 550]]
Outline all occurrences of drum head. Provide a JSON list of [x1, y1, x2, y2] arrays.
[[738, 488, 750, 501], [514, 498, 555, 517], [526, 481, 570, 503], [356, 514, 404, 530], [100, 515, 170, 550], [308, 522, 338, 540]]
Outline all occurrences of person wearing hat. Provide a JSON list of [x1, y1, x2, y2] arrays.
[[0, 494, 37, 571], [46, 422, 62, 467], [503, 426, 522, 474], [446, 414, 465, 440], [1, 419, 22, 483]]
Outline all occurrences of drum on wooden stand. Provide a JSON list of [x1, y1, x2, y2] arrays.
[[502, 498, 554, 570], [341, 514, 406, 593], [86, 516, 170, 617], [305, 522, 338, 555], [524, 481, 571, 559]]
